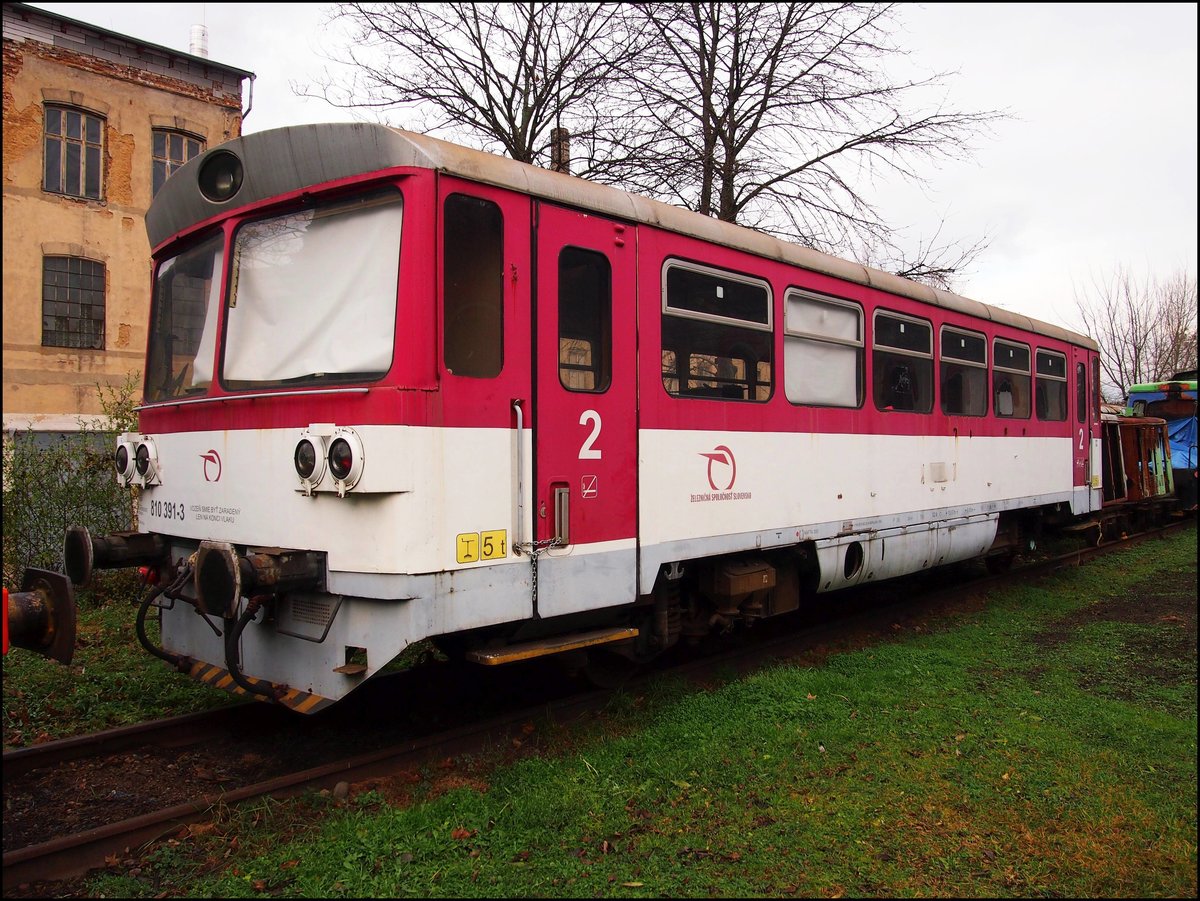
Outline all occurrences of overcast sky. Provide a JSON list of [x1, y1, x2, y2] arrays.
[[32, 2, 1199, 334]]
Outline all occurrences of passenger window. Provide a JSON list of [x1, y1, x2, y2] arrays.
[[661, 262, 772, 401], [443, 194, 502, 377], [1035, 349, 1068, 421], [993, 339, 1031, 419], [558, 247, 611, 392], [784, 291, 862, 407], [1076, 362, 1087, 423], [873, 311, 932, 413], [940, 326, 987, 416]]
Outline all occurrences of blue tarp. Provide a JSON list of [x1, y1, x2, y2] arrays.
[[1167, 415, 1197, 470], [1127, 389, 1198, 470]]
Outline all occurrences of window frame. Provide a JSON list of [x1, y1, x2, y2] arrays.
[[660, 259, 773, 403], [442, 192, 504, 379], [939, 324, 989, 417], [992, 337, 1032, 419], [152, 128, 205, 196], [782, 288, 863, 408], [872, 308, 934, 414], [41, 255, 106, 350], [43, 104, 104, 200], [1034, 347, 1069, 422], [557, 245, 612, 394]]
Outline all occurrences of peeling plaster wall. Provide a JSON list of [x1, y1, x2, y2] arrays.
[[3, 7, 246, 428]]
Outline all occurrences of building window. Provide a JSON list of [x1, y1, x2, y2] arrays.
[[42, 256, 105, 349], [784, 291, 862, 407], [873, 311, 933, 413], [661, 261, 772, 401], [1035, 349, 1068, 421], [940, 326, 988, 416], [44, 106, 103, 200], [993, 338, 1031, 418], [152, 130, 204, 195]]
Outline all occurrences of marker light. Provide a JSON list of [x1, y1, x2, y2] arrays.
[[328, 438, 353, 480], [135, 443, 151, 475], [294, 439, 318, 480], [133, 438, 160, 485], [115, 445, 129, 476], [326, 428, 365, 496]]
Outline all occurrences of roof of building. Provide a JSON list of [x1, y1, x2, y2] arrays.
[[3, 2, 254, 79]]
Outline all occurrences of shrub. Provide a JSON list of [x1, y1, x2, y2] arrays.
[[2, 373, 141, 598]]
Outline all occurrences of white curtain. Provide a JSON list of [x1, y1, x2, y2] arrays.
[[224, 199, 403, 383]]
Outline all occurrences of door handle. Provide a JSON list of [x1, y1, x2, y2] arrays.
[[553, 484, 570, 547]]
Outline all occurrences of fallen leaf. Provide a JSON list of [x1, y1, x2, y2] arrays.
[[451, 827, 474, 841], [280, 859, 299, 870]]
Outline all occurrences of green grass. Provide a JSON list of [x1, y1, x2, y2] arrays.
[[3, 579, 236, 747], [8, 527, 1197, 897]]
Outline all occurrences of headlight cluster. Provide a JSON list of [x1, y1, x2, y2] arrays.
[[294, 426, 364, 497], [114, 434, 160, 487]]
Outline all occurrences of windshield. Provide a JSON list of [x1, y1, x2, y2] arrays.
[[224, 189, 403, 389], [145, 231, 224, 403], [143, 188, 404, 403]]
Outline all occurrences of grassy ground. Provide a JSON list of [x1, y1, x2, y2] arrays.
[[6, 527, 1197, 897], [3, 576, 236, 748]]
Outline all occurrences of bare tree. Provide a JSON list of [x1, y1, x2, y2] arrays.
[[302, 3, 643, 175], [1074, 266, 1198, 399], [614, 4, 1001, 262], [307, 2, 1000, 278]]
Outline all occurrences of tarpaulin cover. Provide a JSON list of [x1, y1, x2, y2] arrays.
[[1167, 415, 1197, 470]]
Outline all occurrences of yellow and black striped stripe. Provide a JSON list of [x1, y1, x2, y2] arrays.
[[187, 660, 335, 714]]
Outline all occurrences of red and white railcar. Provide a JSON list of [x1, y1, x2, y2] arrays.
[[61, 124, 1103, 711]]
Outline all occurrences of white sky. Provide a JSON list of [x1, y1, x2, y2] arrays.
[[32, 2, 1199, 334]]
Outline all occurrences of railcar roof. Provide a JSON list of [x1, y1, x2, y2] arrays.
[[148, 122, 1098, 351]]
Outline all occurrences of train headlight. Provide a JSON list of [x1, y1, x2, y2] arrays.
[[134, 438, 160, 485], [327, 428, 365, 496], [114, 434, 139, 485], [295, 439, 318, 479], [294, 431, 329, 496], [198, 150, 244, 203]]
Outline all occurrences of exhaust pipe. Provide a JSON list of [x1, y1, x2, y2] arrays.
[[5, 569, 76, 664], [193, 541, 323, 617], [63, 525, 168, 587]]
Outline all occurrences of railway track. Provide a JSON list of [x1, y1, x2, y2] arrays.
[[3, 517, 1192, 891]]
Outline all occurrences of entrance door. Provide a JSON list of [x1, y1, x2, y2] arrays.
[[532, 204, 637, 618], [1072, 347, 1090, 492]]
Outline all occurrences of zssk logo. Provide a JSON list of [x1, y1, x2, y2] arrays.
[[700, 445, 736, 491], [201, 449, 222, 482]]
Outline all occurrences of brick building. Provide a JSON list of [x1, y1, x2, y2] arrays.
[[2, 2, 253, 433]]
